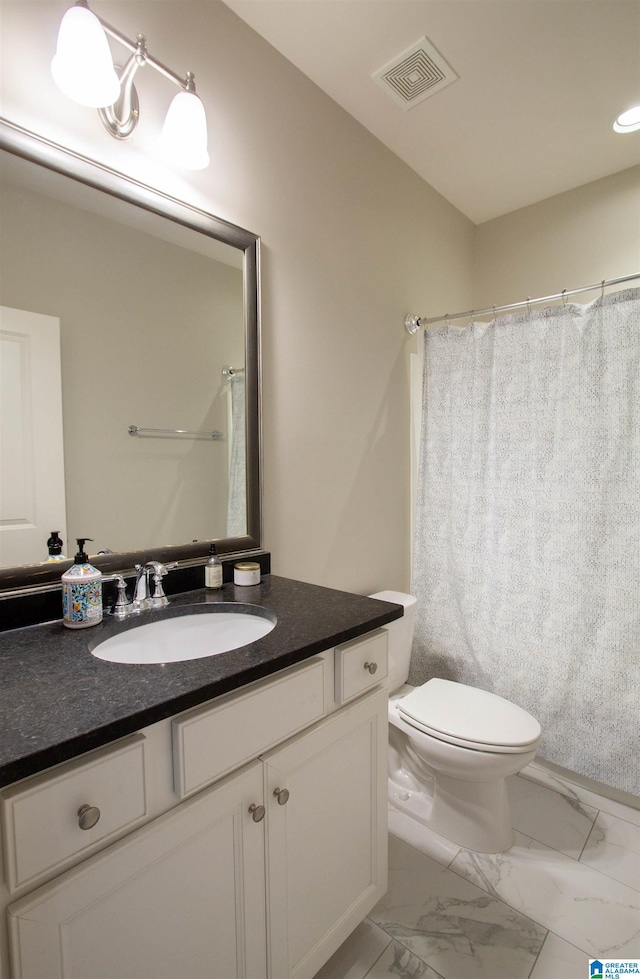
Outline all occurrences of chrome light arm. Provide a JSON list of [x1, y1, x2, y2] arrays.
[[82, 0, 198, 140], [98, 34, 147, 140]]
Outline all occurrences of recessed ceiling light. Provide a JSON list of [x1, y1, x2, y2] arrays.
[[613, 105, 640, 133]]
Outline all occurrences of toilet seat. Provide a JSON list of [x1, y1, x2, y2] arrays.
[[397, 678, 541, 754]]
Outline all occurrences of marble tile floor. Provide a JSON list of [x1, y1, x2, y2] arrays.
[[314, 765, 640, 979]]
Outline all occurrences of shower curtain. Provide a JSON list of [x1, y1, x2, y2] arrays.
[[226, 373, 246, 537], [409, 288, 640, 795]]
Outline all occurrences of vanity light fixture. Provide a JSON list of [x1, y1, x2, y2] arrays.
[[613, 105, 640, 134], [51, 0, 209, 169]]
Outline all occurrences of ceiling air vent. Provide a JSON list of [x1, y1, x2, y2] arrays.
[[372, 37, 458, 110]]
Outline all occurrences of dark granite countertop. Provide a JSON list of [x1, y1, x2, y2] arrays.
[[0, 575, 402, 788]]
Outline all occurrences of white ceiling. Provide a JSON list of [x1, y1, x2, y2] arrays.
[[221, 0, 640, 224]]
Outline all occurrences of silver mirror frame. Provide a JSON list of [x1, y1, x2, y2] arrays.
[[0, 118, 262, 594]]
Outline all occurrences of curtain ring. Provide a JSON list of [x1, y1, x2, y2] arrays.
[[601, 279, 606, 300], [445, 313, 450, 327], [561, 289, 568, 307], [493, 305, 497, 323], [526, 297, 532, 314]]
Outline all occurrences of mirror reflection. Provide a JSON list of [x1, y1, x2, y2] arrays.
[[0, 122, 260, 586]]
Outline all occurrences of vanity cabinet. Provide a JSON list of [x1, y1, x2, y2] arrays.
[[7, 763, 267, 979], [2, 632, 389, 979], [265, 688, 387, 979]]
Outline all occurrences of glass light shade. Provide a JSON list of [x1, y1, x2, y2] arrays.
[[51, 4, 120, 108], [613, 105, 640, 134], [160, 90, 210, 170]]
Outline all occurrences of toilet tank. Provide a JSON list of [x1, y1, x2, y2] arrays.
[[368, 591, 417, 693]]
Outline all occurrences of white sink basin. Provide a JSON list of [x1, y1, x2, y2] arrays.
[[91, 606, 276, 665]]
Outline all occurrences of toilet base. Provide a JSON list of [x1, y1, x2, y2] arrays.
[[388, 771, 514, 853], [389, 776, 435, 824], [430, 773, 513, 853]]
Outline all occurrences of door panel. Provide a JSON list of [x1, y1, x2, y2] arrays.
[[263, 688, 388, 979], [0, 306, 66, 567]]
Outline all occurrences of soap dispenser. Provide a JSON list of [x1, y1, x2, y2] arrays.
[[61, 538, 103, 629], [46, 531, 66, 562]]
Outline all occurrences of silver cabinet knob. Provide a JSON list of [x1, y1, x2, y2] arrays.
[[248, 803, 265, 822], [77, 804, 101, 830], [364, 661, 378, 675], [273, 787, 289, 806]]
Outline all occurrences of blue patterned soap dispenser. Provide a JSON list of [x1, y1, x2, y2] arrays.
[[61, 538, 103, 629]]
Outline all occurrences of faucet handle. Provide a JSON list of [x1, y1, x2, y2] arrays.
[[147, 560, 178, 576], [131, 561, 179, 610], [113, 577, 135, 618], [148, 561, 178, 608], [150, 572, 168, 608], [101, 574, 135, 618]]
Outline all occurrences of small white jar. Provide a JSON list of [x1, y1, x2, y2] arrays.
[[233, 561, 261, 586]]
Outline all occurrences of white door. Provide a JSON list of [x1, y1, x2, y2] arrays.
[[0, 306, 66, 567], [8, 762, 267, 979], [263, 687, 388, 979]]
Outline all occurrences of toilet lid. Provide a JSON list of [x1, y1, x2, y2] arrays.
[[397, 679, 541, 749]]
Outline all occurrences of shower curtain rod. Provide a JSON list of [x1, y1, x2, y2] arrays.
[[404, 272, 640, 334]]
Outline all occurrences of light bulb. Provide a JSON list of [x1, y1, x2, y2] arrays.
[[613, 105, 640, 134], [51, 4, 120, 108], [160, 90, 210, 170]]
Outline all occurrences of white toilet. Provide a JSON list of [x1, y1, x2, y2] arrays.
[[370, 591, 542, 853]]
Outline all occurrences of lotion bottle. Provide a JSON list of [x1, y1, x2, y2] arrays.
[[62, 538, 103, 629], [205, 543, 223, 590]]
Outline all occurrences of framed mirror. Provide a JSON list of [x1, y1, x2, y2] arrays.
[[0, 119, 261, 594]]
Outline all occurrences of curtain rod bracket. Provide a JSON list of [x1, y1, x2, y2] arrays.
[[405, 314, 422, 335]]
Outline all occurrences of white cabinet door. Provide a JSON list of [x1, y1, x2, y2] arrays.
[[263, 687, 388, 979], [8, 762, 267, 979]]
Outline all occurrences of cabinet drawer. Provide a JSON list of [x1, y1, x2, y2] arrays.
[[335, 630, 388, 704], [173, 657, 326, 799], [1, 734, 147, 893]]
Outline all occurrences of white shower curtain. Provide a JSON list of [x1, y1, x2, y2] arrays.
[[226, 373, 246, 537], [409, 288, 640, 795]]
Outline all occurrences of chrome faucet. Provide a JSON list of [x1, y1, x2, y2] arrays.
[[133, 561, 178, 611], [133, 564, 151, 607]]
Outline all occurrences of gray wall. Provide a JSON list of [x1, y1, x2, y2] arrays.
[[8, 4, 636, 593], [1, 0, 476, 593], [475, 166, 640, 309]]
